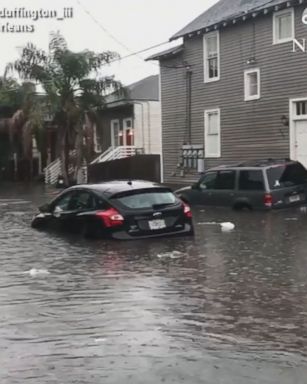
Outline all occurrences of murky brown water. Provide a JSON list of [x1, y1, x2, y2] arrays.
[[1, 183, 307, 383]]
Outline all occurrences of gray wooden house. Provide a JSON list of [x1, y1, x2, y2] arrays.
[[147, 0, 307, 185]]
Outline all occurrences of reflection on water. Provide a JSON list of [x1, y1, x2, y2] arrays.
[[0, 184, 307, 383]]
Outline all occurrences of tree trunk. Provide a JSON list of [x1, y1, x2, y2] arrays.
[[73, 122, 83, 183], [60, 129, 69, 186], [84, 113, 94, 163]]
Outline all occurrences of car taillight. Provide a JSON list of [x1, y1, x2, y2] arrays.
[[264, 193, 273, 208], [183, 202, 192, 218], [96, 208, 124, 228]]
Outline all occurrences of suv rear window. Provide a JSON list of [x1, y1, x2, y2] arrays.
[[112, 190, 177, 209], [239, 170, 265, 191], [267, 163, 307, 189]]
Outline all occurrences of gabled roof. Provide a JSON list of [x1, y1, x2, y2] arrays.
[[127, 74, 159, 101], [171, 0, 289, 40], [105, 75, 159, 105]]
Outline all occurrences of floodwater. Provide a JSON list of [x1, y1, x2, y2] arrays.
[[1, 184, 307, 384]]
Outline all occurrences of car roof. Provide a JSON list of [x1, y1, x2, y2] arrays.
[[207, 158, 297, 171], [68, 180, 168, 196]]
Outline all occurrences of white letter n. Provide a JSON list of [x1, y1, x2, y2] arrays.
[[293, 38, 306, 53]]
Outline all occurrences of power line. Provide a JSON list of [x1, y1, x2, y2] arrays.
[[75, 0, 182, 69], [75, 0, 143, 59], [107, 41, 174, 64]]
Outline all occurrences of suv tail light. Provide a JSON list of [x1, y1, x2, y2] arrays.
[[183, 202, 192, 218], [96, 208, 124, 228], [264, 193, 273, 208]]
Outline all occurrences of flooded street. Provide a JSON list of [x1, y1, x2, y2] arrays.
[[1, 184, 307, 383]]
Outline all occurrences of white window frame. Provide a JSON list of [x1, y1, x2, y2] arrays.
[[93, 123, 102, 153], [204, 108, 221, 158], [110, 119, 120, 147], [244, 68, 260, 101], [203, 31, 220, 83], [273, 8, 295, 45]]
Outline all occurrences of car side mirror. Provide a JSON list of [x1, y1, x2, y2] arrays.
[[39, 203, 51, 213]]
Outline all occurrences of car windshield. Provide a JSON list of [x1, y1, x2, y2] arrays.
[[267, 163, 307, 189], [112, 189, 177, 209]]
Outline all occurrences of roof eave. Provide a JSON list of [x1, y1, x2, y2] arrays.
[[170, 0, 292, 40], [146, 45, 184, 61]]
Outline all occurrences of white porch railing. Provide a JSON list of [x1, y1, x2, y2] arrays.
[[45, 158, 61, 185], [44, 150, 88, 185], [90, 146, 143, 164]]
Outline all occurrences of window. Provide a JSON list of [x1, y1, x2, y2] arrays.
[[204, 109, 221, 158], [199, 172, 217, 190], [273, 8, 294, 44], [267, 164, 307, 189], [113, 190, 176, 209], [111, 120, 121, 147], [239, 170, 265, 191], [69, 191, 96, 211], [53, 192, 74, 212], [295, 101, 307, 117], [203, 31, 220, 82], [93, 124, 102, 153], [244, 69, 260, 101], [215, 170, 236, 190]]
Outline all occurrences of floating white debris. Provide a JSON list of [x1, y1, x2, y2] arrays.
[[95, 338, 106, 343], [25, 268, 50, 277], [220, 222, 235, 232], [157, 251, 184, 259]]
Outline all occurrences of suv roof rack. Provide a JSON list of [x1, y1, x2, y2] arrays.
[[235, 158, 292, 167]]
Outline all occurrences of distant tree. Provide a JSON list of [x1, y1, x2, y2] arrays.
[[0, 78, 45, 180], [7, 32, 122, 185]]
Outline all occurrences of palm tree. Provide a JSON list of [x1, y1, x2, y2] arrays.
[[0, 78, 45, 180], [7, 32, 122, 185]]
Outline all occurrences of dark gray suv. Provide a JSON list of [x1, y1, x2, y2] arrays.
[[176, 159, 307, 210]]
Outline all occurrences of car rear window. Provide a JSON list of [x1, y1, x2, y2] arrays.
[[239, 170, 265, 191], [267, 163, 307, 189], [112, 189, 177, 209]]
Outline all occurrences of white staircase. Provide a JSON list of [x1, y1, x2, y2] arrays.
[[44, 150, 88, 185], [91, 146, 143, 164], [44, 158, 61, 185]]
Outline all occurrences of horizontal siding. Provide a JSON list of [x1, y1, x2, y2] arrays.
[[160, 4, 307, 184]]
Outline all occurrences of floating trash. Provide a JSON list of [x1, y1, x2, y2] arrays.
[[24, 268, 50, 277], [157, 251, 184, 259], [198, 221, 235, 232], [220, 222, 235, 232]]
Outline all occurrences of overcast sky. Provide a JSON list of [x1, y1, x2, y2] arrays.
[[0, 0, 218, 85]]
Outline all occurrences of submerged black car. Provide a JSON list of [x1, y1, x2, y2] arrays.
[[31, 180, 194, 240]]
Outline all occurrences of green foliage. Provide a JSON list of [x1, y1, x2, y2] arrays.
[[6, 32, 123, 183]]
